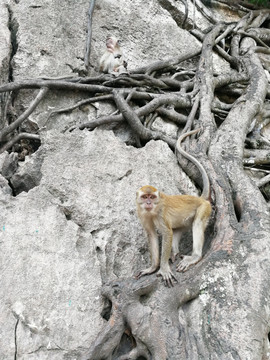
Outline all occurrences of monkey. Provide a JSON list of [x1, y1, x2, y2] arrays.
[[99, 36, 125, 74], [136, 128, 211, 287]]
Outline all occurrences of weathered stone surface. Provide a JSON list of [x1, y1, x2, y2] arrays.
[[92, 0, 200, 72], [0, 173, 11, 195], [4, 0, 231, 141], [0, 129, 195, 358], [1, 187, 103, 359], [0, 1, 200, 356], [10, 147, 44, 194], [0, 2, 10, 84], [0, 151, 18, 179], [0, 1, 250, 358], [11, 0, 87, 79], [0, 2, 202, 355], [8, 0, 204, 133], [152, 117, 179, 139]]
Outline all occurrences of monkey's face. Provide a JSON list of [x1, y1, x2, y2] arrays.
[[106, 36, 119, 52], [136, 186, 159, 213], [140, 194, 158, 211]]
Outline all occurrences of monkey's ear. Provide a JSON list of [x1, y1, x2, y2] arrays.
[[136, 188, 144, 199]]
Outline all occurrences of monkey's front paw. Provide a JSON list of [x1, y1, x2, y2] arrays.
[[156, 268, 177, 287], [176, 255, 202, 272]]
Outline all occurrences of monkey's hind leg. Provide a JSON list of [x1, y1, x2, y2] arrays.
[[176, 202, 210, 272]]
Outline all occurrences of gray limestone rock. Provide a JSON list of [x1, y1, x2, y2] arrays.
[[0, 129, 195, 358]]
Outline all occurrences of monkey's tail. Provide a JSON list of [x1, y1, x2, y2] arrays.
[[176, 128, 210, 200]]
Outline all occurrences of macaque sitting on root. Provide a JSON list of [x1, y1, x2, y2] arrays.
[[99, 36, 127, 74]]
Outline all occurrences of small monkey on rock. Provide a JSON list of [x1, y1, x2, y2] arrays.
[[99, 36, 126, 74], [136, 129, 211, 287]]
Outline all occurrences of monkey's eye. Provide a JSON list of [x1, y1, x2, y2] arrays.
[[150, 195, 156, 199], [117, 40, 121, 46], [141, 195, 148, 199]]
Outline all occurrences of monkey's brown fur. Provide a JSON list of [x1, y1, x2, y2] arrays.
[[136, 129, 211, 287]]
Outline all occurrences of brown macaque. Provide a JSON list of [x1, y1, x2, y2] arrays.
[[99, 36, 125, 74], [136, 129, 211, 287]]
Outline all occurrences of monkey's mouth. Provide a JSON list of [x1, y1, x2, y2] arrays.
[[145, 204, 153, 211]]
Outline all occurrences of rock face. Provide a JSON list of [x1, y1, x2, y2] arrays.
[[7, 0, 205, 132], [0, 127, 196, 358], [0, 2, 10, 85], [0, 0, 228, 358], [10, 0, 199, 79]]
